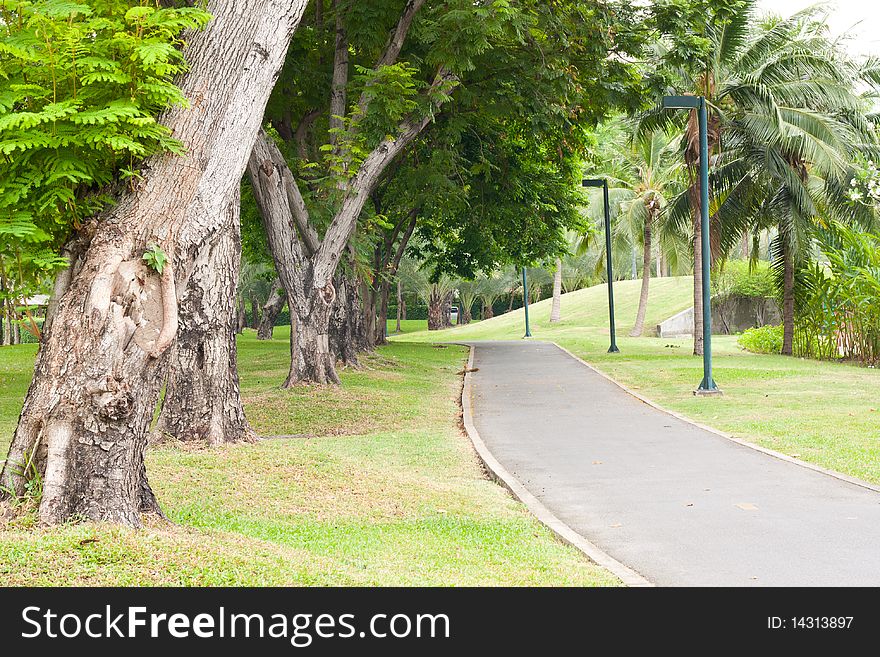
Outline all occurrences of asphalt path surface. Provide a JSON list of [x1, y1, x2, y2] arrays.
[[467, 340, 880, 586]]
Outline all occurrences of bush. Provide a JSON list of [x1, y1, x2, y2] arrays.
[[738, 325, 783, 354], [793, 223, 880, 366], [713, 260, 776, 299]]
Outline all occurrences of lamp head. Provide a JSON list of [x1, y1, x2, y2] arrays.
[[662, 95, 702, 110], [582, 178, 605, 188]]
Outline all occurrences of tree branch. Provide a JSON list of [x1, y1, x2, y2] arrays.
[[390, 207, 419, 274], [353, 0, 427, 122], [378, 0, 426, 68], [329, 0, 348, 152], [312, 69, 456, 288], [247, 137, 309, 305], [255, 131, 321, 257]]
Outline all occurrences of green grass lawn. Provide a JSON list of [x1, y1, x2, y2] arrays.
[[0, 332, 617, 586], [398, 276, 880, 485], [386, 318, 427, 335]]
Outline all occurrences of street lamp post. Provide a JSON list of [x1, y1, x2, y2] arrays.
[[661, 95, 721, 395], [583, 178, 619, 353], [522, 266, 532, 338]]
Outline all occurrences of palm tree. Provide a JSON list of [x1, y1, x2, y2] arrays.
[[475, 274, 508, 319], [581, 127, 684, 335], [456, 280, 479, 324], [614, 131, 683, 335], [698, 10, 876, 354], [646, 2, 876, 355]]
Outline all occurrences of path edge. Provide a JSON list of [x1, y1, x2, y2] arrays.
[[459, 345, 653, 588], [551, 342, 880, 496]]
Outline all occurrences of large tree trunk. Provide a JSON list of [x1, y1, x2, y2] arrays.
[[630, 214, 653, 337], [0, 0, 308, 527], [236, 297, 247, 333], [328, 269, 365, 367], [156, 190, 255, 445], [427, 288, 444, 330], [460, 301, 472, 325], [377, 280, 391, 345], [249, 295, 260, 329], [361, 280, 378, 351], [248, 135, 339, 386], [289, 291, 339, 385], [781, 232, 795, 356], [550, 258, 562, 323], [257, 278, 286, 340]]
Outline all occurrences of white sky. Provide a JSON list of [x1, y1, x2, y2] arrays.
[[758, 0, 880, 57]]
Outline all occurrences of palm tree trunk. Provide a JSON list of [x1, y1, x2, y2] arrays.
[[630, 215, 652, 337], [690, 183, 704, 356], [482, 298, 494, 319], [781, 233, 795, 356], [550, 258, 562, 323]]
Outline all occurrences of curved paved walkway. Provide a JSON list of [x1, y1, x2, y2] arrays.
[[467, 341, 880, 586]]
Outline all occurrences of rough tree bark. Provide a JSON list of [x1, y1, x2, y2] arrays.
[[482, 299, 494, 320], [155, 189, 255, 445], [461, 301, 472, 324], [257, 278, 286, 340], [236, 297, 247, 334], [550, 257, 562, 323], [427, 286, 444, 331], [328, 268, 366, 367], [361, 278, 378, 352], [0, 0, 308, 526], [249, 295, 260, 329]]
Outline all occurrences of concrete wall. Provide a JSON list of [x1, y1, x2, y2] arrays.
[[656, 295, 780, 338]]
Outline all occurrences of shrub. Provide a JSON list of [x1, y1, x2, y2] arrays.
[[738, 325, 783, 354], [713, 260, 776, 300], [793, 223, 880, 366]]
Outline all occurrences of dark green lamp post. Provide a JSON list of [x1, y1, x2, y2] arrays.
[[521, 266, 532, 338], [661, 95, 720, 395], [582, 178, 619, 353]]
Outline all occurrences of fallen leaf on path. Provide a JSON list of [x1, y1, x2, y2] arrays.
[[735, 503, 758, 511]]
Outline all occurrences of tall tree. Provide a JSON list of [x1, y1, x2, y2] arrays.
[[250, 0, 461, 385], [254, 0, 643, 384], [642, 0, 752, 354], [706, 10, 877, 354], [1, 0, 309, 526]]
